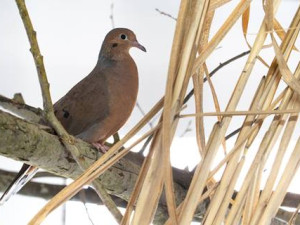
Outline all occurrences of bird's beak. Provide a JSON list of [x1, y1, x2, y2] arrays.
[[132, 41, 146, 52]]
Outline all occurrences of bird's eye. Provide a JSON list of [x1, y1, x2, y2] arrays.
[[120, 34, 127, 40]]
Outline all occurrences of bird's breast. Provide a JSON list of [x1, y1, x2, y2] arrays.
[[105, 59, 139, 130], [108, 64, 138, 108]]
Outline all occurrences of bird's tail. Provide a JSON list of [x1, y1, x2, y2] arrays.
[[0, 164, 38, 205]]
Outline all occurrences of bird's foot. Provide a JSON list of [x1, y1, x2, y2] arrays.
[[92, 142, 109, 153]]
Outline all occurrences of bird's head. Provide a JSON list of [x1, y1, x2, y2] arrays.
[[100, 28, 146, 59]]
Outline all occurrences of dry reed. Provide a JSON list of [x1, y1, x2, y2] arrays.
[[25, 0, 300, 224]]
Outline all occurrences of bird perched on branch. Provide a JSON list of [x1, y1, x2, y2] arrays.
[[0, 28, 146, 204]]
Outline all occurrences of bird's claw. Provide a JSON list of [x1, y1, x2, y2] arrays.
[[92, 143, 109, 153]]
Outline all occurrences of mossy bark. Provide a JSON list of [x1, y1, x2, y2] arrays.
[[0, 109, 190, 224]]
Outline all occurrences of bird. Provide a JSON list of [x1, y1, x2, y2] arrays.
[[0, 28, 146, 204]]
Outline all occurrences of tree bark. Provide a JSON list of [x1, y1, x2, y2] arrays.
[[0, 109, 192, 224]]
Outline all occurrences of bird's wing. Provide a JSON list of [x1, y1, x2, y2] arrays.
[[54, 69, 110, 136]]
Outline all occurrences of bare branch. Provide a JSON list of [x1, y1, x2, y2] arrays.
[[79, 190, 97, 225], [155, 8, 177, 21], [0, 94, 43, 123], [179, 120, 193, 137], [136, 102, 154, 128], [0, 109, 192, 224], [109, 1, 115, 29]]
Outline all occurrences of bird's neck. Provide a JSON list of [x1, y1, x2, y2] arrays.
[[99, 43, 131, 61], [97, 53, 136, 74]]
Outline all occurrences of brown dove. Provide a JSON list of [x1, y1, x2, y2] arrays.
[[54, 27, 145, 150], [0, 28, 146, 204]]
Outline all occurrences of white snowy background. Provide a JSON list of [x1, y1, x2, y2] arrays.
[[0, 0, 299, 224]]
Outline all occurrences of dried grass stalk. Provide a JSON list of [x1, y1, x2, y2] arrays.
[[28, 0, 300, 224]]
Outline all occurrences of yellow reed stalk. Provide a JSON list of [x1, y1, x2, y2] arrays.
[[26, 1, 300, 224], [242, 164, 261, 224], [205, 78, 266, 224], [120, 141, 156, 225], [251, 66, 300, 225], [202, 1, 282, 223], [131, 0, 208, 223], [228, 61, 300, 224], [208, 76, 265, 181], [192, 0, 252, 73], [265, 0, 274, 31], [193, 9, 215, 156], [258, 136, 300, 225], [161, 0, 211, 223], [271, 34, 300, 96], [226, 92, 297, 224], [206, 155, 245, 225], [274, 19, 299, 51], [242, 3, 269, 68], [179, 2, 266, 216], [192, 67, 206, 156], [209, 0, 232, 12], [250, 93, 300, 225], [165, 181, 220, 225], [131, 132, 165, 225], [232, 194, 247, 225], [180, 109, 300, 117]]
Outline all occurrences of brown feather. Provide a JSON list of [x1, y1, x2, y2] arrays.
[[54, 28, 144, 144]]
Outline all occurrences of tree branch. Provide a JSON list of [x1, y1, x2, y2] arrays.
[[0, 109, 140, 199], [0, 109, 192, 224], [0, 94, 43, 123]]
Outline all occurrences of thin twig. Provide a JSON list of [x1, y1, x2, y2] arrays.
[[0, 93, 43, 123], [155, 8, 177, 21], [225, 127, 241, 140], [79, 190, 96, 225], [139, 134, 153, 154], [179, 120, 193, 137], [136, 102, 154, 128], [183, 50, 251, 104], [61, 179, 67, 225], [109, 1, 114, 29]]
